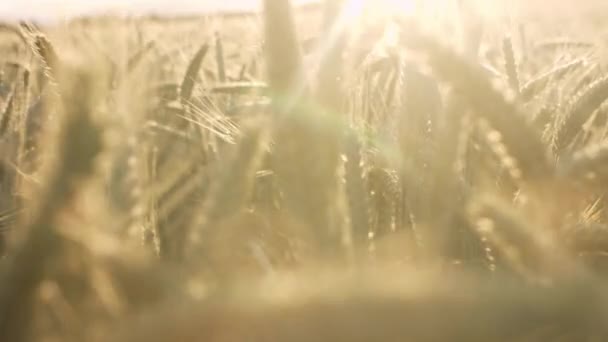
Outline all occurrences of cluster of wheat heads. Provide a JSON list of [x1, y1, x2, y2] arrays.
[[1, 0, 608, 341]]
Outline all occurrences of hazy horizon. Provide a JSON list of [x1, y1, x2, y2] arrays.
[[0, 0, 316, 22]]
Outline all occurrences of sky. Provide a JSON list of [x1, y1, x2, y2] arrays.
[[0, 0, 315, 22]]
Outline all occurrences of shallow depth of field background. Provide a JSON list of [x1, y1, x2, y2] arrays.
[[2, 0, 608, 341]]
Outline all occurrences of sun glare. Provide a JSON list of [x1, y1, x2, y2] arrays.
[[376, 0, 418, 16], [337, 0, 470, 31]]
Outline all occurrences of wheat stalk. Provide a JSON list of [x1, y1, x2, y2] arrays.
[[502, 36, 520, 96], [555, 75, 608, 153]]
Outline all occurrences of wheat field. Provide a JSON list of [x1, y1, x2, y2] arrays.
[[1, 0, 608, 341]]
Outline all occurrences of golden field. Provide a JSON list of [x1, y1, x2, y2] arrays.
[[1, 0, 608, 340]]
